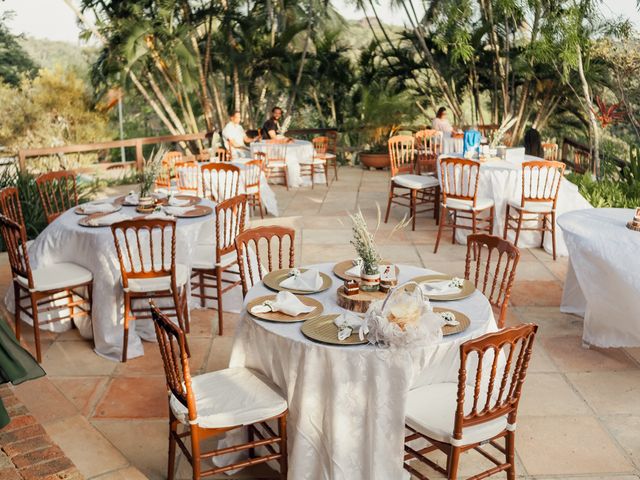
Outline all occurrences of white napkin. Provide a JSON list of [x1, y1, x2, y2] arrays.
[[168, 196, 190, 207], [124, 193, 139, 205], [420, 280, 462, 297], [333, 312, 363, 341], [146, 211, 175, 220], [439, 311, 460, 326], [87, 212, 130, 226], [163, 206, 195, 216], [81, 202, 117, 214], [279, 269, 323, 292], [345, 258, 364, 277], [152, 191, 168, 200], [250, 291, 315, 317]]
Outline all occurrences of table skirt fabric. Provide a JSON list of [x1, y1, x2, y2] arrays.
[[250, 140, 325, 188]]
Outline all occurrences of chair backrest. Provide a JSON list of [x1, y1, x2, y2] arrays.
[[235, 225, 295, 297], [312, 136, 329, 155], [0, 214, 33, 288], [415, 129, 443, 174], [111, 219, 177, 290], [541, 142, 558, 161], [201, 163, 240, 202], [0, 187, 25, 229], [156, 152, 183, 189], [175, 161, 201, 196], [465, 234, 520, 328], [149, 302, 197, 423], [388, 135, 415, 177], [327, 130, 338, 154], [520, 160, 565, 209], [35, 170, 78, 224], [214, 147, 230, 163], [453, 323, 538, 443], [440, 156, 481, 206], [264, 140, 288, 165], [215, 194, 247, 263], [244, 159, 263, 189]]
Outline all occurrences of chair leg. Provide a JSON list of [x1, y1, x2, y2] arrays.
[[13, 282, 21, 340], [325, 164, 329, 187], [279, 413, 288, 480], [471, 211, 478, 234], [216, 267, 224, 336], [167, 418, 178, 480], [551, 211, 557, 261], [410, 189, 417, 231], [447, 445, 461, 480], [503, 205, 510, 239], [310, 164, 315, 189], [284, 167, 289, 191], [434, 187, 440, 222], [30, 295, 42, 363], [489, 206, 495, 233], [434, 207, 447, 253], [198, 271, 205, 308], [506, 430, 516, 480], [258, 193, 264, 219], [191, 426, 202, 480], [122, 293, 130, 362], [514, 212, 524, 246], [451, 210, 457, 244], [384, 185, 394, 224], [333, 159, 338, 181], [540, 214, 546, 248]]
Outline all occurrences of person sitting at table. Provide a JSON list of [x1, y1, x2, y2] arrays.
[[222, 111, 258, 159], [262, 106, 283, 140], [432, 107, 455, 137], [524, 127, 545, 158]]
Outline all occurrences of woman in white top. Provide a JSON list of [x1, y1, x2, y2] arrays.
[[221, 111, 258, 160], [432, 107, 454, 137]]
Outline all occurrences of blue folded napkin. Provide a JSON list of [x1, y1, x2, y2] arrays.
[[463, 130, 481, 157]]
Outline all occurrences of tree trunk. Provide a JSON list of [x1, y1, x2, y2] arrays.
[[286, 21, 312, 114], [576, 45, 600, 176]]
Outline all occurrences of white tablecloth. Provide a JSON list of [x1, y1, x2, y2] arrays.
[[4, 200, 215, 361], [250, 139, 324, 188], [441, 136, 463, 154], [437, 155, 592, 256], [559, 208, 640, 347], [228, 263, 497, 479]]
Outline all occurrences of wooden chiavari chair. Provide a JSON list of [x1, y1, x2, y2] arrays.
[[404, 323, 538, 480], [326, 130, 339, 181], [0, 187, 25, 228], [263, 140, 289, 190], [111, 218, 189, 362], [300, 136, 329, 188], [156, 152, 183, 191], [235, 226, 295, 297], [503, 160, 565, 260], [175, 161, 201, 196], [414, 129, 443, 175], [35, 170, 78, 224], [201, 163, 240, 202], [149, 302, 288, 480], [0, 215, 93, 362], [384, 135, 440, 231], [190, 195, 247, 335], [434, 157, 495, 253], [541, 142, 558, 161], [244, 155, 265, 219], [214, 147, 231, 163], [465, 234, 520, 328]]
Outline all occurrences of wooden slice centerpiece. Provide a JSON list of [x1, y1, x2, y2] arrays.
[[336, 285, 387, 314]]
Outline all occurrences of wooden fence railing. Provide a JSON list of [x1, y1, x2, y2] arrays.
[[560, 137, 627, 175]]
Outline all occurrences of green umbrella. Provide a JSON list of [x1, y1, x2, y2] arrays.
[[0, 319, 45, 428]]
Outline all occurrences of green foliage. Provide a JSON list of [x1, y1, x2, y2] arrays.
[[567, 171, 640, 209], [0, 13, 37, 86]]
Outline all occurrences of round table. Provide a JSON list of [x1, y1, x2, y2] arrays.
[[437, 154, 592, 256], [559, 208, 640, 347], [4, 199, 215, 361], [440, 136, 463, 154], [228, 263, 497, 479], [250, 139, 323, 188]]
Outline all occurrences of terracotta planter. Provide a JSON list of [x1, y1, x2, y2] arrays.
[[360, 152, 390, 170]]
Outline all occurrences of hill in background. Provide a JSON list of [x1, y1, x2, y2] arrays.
[[18, 36, 95, 74]]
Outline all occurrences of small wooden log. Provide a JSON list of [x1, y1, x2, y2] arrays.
[[336, 286, 386, 313]]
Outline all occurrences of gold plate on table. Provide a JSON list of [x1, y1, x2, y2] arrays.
[[301, 314, 368, 346], [262, 268, 332, 295], [433, 308, 471, 336], [74, 203, 122, 215], [412, 274, 475, 301], [332, 260, 399, 281], [247, 295, 323, 322], [114, 194, 201, 207], [165, 205, 212, 218], [78, 212, 125, 228]]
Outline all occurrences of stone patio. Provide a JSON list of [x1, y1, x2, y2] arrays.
[[1, 166, 640, 479]]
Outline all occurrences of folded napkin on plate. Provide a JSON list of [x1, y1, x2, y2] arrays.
[[250, 291, 315, 317], [279, 268, 322, 292], [420, 280, 461, 296], [152, 191, 168, 200], [87, 212, 130, 226], [124, 193, 139, 205], [163, 206, 195, 216], [168, 196, 190, 207], [439, 311, 460, 327], [333, 312, 364, 341], [81, 202, 117, 214], [145, 211, 175, 220]]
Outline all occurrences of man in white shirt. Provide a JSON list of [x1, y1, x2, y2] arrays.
[[221, 111, 258, 160]]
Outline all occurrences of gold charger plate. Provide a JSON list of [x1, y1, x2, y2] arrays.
[[412, 274, 475, 301], [332, 260, 399, 281], [78, 212, 125, 228], [247, 295, 323, 323], [262, 268, 332, 295], [433, 307, 471, 336], [301, 314, 368, 346], [115, 194, 201, 207], [164, 205, 212, 218], [74, 203, 122, 215]]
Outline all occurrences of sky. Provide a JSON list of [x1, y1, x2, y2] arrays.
[[1, 0, 639, 45]]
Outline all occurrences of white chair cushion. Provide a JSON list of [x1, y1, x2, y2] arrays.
[[392, 174, 439, 190], [444, 197, 494, 211], [17, 262, 92, 292], [192, 245, 236, 269], [508, 199, 554, 213], [125, 263, 188, 293], [301, 158, 327, 165], [170, 367, 287, 429], [406, 383, 508, 447]]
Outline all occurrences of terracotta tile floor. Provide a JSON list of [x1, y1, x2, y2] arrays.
[[2, 167, 640, 479]]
